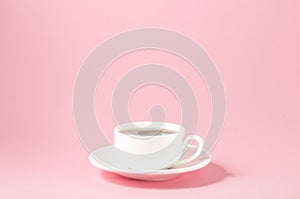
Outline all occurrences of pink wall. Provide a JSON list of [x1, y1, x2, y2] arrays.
[[1, 0, 299, 198]]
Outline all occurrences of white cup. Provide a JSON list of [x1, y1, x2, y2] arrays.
[[114, 121, 204, 168]]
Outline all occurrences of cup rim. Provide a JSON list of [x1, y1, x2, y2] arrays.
[[114, 121, 185, 137]]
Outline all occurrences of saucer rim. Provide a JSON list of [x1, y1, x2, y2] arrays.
[[88, 146, 212, 175]]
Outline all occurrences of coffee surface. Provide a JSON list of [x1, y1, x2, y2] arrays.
[[120, 128, 177, 136]]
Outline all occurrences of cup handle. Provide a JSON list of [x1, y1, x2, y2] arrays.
[[171, 135, 204, 167]]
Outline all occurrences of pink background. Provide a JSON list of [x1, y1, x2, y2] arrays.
[[1, 0, 300, 198]]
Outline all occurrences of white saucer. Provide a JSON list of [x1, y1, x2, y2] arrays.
[[89, 145, 212, 181]]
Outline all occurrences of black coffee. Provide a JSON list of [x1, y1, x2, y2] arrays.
[[120, 128, 177, 136]]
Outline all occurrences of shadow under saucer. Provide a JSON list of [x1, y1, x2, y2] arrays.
[[100, 162, 229, 189]]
